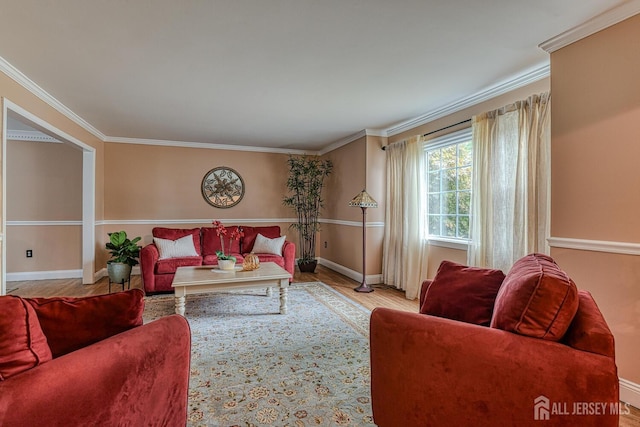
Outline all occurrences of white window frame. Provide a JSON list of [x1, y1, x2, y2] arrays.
[[424, 127, 472, 249]]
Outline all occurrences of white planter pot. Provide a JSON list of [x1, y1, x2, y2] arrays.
[[217, 259, 236, 270], [107, 262, 132, 283]]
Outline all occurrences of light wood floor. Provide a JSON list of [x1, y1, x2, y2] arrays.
[[7, 265, 639, 425]]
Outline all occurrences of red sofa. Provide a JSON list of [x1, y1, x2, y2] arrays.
[[0, 290, 191, 426], [370, 254, 619, 427], [140, 225, 296, 294]]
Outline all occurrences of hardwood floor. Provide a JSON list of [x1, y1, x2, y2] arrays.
[[7, 265, 419, 312], [7, 265, 639, 425]]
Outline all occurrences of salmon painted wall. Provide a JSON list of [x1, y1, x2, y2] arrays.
[[550, 14, 640, 386], [102, 142, 302, 267], [320, 135, 386, 279], [6, 139, 82, 272]]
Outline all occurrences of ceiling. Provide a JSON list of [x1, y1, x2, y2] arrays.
[[0, 0, 630, 151]]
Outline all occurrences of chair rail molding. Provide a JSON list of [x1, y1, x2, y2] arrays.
[[548, 237, 640, 256]]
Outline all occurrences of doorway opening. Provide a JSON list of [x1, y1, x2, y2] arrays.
[[1, 98, 95, 295]]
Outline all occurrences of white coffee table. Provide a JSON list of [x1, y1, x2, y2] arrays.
[[171, 262, 292, 316]]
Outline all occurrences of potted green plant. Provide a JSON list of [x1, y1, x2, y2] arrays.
[[106, 231, 142, 284], [283, 155, 332, 273]]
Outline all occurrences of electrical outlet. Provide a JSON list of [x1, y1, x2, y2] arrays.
[[324, 241, 327, 248], [26, 249, 33, 258]]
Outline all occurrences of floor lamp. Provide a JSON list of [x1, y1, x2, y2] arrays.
[[349, 189, 378, 293]]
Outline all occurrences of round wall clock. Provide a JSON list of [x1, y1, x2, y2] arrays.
[[201, 167, 245, 208]]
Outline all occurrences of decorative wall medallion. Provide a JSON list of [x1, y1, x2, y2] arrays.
[[201, 167, 245, 208]]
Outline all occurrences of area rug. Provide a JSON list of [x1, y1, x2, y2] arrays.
[[143, 282, 375, 426]]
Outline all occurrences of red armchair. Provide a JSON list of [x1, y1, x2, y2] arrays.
[[0, 290, 191, 426], [370, 255, 619, 427]]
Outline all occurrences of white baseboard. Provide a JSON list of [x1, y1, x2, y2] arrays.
[[317, 257, 382, 285], [6, 269, 83, 282], [620, 378, 640, 409], [7, 266, 140, 283]]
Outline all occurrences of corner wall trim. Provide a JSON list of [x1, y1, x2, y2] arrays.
[[7, 220, 82, 226], [0, 56, 106, 141], [539, 1, 640, 53], [620, 378, 640, 410], [317, 257, 382, 285], [548, 237, 640, 256], [100, 218, 297, 226], [384, 64, 549, 137]]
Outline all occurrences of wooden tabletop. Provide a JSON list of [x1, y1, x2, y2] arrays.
[[172, 262, 291, 287]]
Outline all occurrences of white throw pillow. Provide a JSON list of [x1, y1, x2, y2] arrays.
[[252, 233, 286, 255], [153, 235, 199, 260]]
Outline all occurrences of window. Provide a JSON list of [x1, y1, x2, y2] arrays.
[[425, 128, 472, 240]]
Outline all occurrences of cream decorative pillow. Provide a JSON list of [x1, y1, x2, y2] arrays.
[[252, 234, 286, 255], [153, 235, 199, 259]]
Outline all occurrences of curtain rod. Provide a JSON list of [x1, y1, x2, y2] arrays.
[[381, 118, 471, 150]]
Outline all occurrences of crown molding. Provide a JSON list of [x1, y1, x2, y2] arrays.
[[384, 64, 549, 137], [318, 129, 367, 156], [6, 129, 61, 143], [0, 55, 106, 141], [539, 1, 640, 53], [104, 136, 310, 155], [318, 129, 388, 156]]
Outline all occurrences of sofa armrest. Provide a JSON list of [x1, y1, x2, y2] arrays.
[[0, 315, 191, 427], [140, 243, 160, 292], [282, 240, 296, 282], [370, 308, 619, 427]]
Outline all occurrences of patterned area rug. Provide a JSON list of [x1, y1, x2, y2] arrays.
[[143, 282, 375, 426]]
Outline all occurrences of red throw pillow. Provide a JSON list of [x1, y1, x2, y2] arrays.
[[152, 227, 202, 255], [420, 260, 505, 326], [26, 289, 145, 358], [490, 253, 579, 341], [0, 296, 52, 380], [201, 226, 242, 256], [241, 226, 281, 253], [562, 290, 615, 357]]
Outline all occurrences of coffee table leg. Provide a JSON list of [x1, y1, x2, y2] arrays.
[[279, 287, 288, 314], [266, 287, 273, 297], [175, 295, 186, 316]]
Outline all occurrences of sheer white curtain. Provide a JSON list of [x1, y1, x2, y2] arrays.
[[467, 92, 551, 272], [382, 135, 429, 300]]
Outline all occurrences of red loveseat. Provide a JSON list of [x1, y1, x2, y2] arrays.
[[0, 289, 191, 426], [140, 225, 295, 294], [370, 254, 619, 427]]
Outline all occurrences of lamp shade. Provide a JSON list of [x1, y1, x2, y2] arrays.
[[349, 189, 378, 208]]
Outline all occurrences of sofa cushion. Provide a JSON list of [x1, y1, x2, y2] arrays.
[[201, 226, 242, 256], [562, 290, 615, 357], [253, 253, 286, 269], [155, 256, 202, 274], [152, 227, 201, 255], [420, 261, 505, 326], [490, 253, 579, 341], [154, 235, 199, 260], [252, 234, 286, 256], [0, 296, 52, 380], [26, 289, 145, 358], [241, 226, 281, 253], [202, 253, 244, 266]]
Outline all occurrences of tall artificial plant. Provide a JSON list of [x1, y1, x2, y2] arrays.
[[283, 155, 333, 269]]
